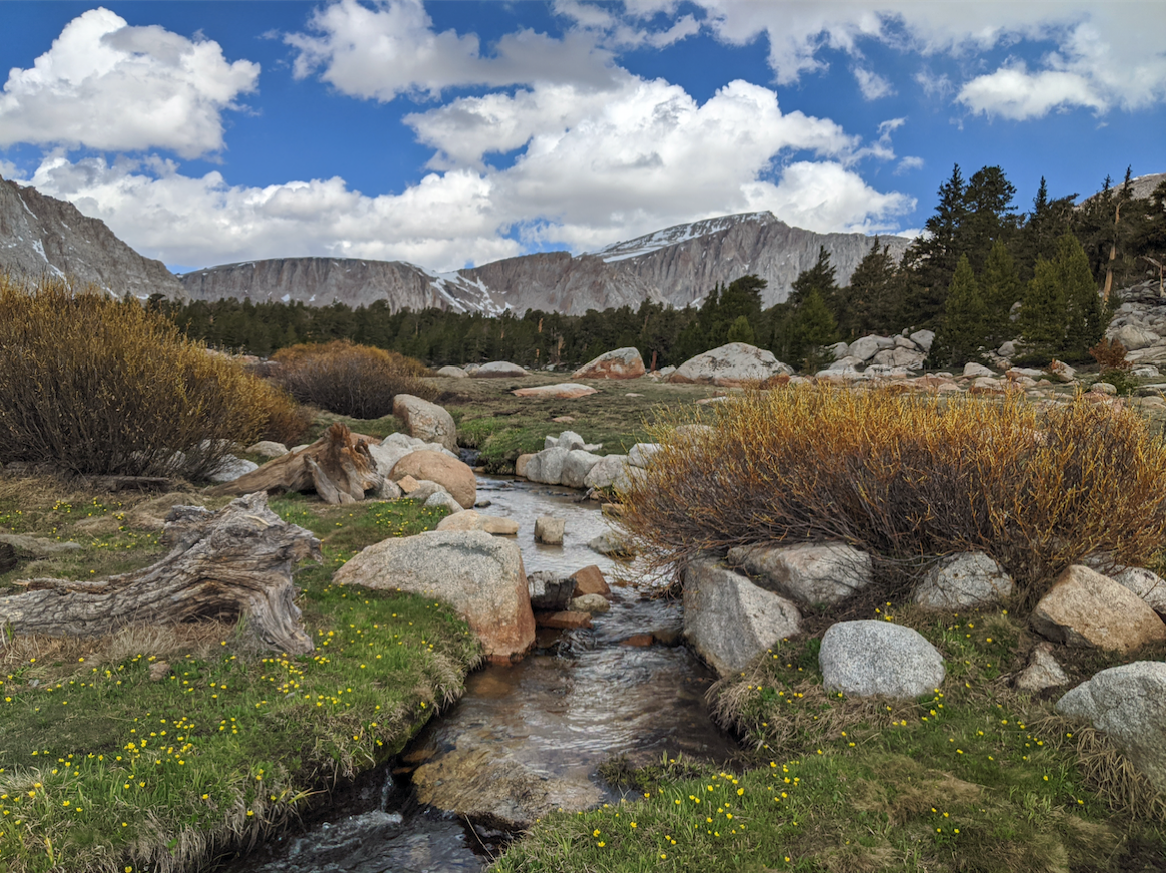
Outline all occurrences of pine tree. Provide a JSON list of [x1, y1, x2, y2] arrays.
[[837, 238, 899, 337], [1058, 233, 1106, 360], [960, 165, 1018, 272], [789, 247, 838, 307], [902, 163, 969, 325], [789, 288, 837, 373], [726, 315, 755, 344], [937, 254, 987, 365], [980, 239, 1023, 346], [1019, 257, 1067, 360]]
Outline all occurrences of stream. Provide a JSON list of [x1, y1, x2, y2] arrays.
[[226, 476, 736, 872]]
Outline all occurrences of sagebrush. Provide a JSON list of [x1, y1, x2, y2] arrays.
[[620, 386, 1166, 607], [271, 340, 435, 418], [0, 274, 289, 478]]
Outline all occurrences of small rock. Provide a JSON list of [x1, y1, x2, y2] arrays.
[[914, 552, 1014, 610], [528, 571, 575, 611], [435, 365, 469, 378], [571, 593, 611, 614], [1090, 382, 1117, 396], [552, 416, 576, 423], [397, 474, 420, 494], [534, 516, 565, 545], [620, 634, 654, 647], [819, 621, 946, 699], [1048, 360, 1076, 383], [1110, 566, 1166, 614], [571, 565, 611, 599], [589, 531, 635, 557], [573, 347, 646, 380], [378, 479, 402, 500], [424, 491, 463, 514], [515, 453, 536, 479], [1014, 643, 1068, 692], [246, 440, 289, 458], [962, 362, 994, 379], [208, 455, 259, 484], [513, 383, 598, 399], [471, 361, 528, 378], [148, 661, 170, 682], [535, 610, 593, 630]]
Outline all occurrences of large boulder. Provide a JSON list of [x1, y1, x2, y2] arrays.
[[914, 552, 1014, 610], [333, 530, 535, 661], [471, 361, 528, 378], [435, 365, 468, 378], [847, 335, 885, 362], [573, 347, 646, 380], [1031, 565, 1166, 653], [727, 541, 873, 606], [683, 557, 801, 677], [583, 454, 629, 489], [393, 394, 457, 453], [559, 450, 602, 488], [1057, 662, 1166, 793], [669, 342, 794, 387], [627, 443, 661, 468], [208, 456, 259, 484], [524, 447, 569, 485], [819, 621, 946, 699], [512, 383, 598, 399], [435, 509, 518, 536], [1112, 324, 1160, 351], [389, 450, 477, 509]]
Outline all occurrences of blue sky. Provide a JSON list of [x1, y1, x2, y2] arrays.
[[1, 1, 1163, 274]]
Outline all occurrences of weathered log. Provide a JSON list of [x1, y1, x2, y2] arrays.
[[212, 423, 381, 504], [0, 543, 16, 574], [0, 492, 319, 654]]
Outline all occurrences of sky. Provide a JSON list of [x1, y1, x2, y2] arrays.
[[1, 1, 1164, 275]]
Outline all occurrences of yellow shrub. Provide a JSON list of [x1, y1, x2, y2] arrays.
[[271, 340, 435, 418], [620, 386, 1166, 606], [0, 273, 269, 478]]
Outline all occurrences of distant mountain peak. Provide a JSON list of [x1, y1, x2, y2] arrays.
[[592, 212, 780, 263]]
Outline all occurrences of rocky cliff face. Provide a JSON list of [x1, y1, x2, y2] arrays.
[[180, 257, 505, 314], [0, 175, 185, 299], [180, 212, 911, 315]]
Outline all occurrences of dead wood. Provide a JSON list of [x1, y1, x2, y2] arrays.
[[0, 492, 319, 654], [211, 422, 381, 504]]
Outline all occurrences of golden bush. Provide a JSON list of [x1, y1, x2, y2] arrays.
[[270, 340, 435, 419], [620, 386, 1166, 607], [0, 273, 271, 478]]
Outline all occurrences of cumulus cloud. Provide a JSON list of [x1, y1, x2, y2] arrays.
[[0, 7, 258, 158], [286, 0, 621, 100], [24, 154, 519, 271], [18, 74, 913, 271], [854, 67, 895, 99], [695, 2, 1166, 117]]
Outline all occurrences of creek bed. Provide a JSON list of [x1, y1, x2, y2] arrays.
[[225, 477, 735, 872]]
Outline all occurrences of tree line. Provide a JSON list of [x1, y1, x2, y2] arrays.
[[159, 165, 1166, 372]]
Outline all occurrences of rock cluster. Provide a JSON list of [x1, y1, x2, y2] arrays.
[[518, 430, 661, 493]]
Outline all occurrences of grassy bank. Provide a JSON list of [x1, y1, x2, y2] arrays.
[[428, 373, 727, 472], [0, 478, 478, 873], [491, 604, 1166, 872]]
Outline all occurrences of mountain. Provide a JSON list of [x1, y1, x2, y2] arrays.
[[179, 212, 911, 315], [0, 175, 185, 299]]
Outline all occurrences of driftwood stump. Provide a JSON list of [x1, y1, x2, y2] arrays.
[[0, 492, 319, 654], [213, 423, 381, 504]]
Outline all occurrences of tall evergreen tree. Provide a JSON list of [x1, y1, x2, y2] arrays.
[[936, 254, 987, 365], [960, 165, 1018, 272], [788, 288, 837, 373], [836, 238, 898, 337], [1016, 176, 1077, 281], [1059, 233, 1107, 359], [789, 247, 838, 307], [980, 239, 1023, 345], [903, 163, 969, 325], [1019, 257, 1067, 361]]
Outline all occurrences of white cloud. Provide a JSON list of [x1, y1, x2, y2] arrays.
[[914, 68, 954, 99], [854, 67, 895, 100], [957, 63, 1104, 119], [19, 74, 913, 271], [695, 2, 1166, 117], [24, 154, 519, 271], [286, 0, 621, 100], [895, 155, 924, 174], [0, 8, 258, 158], [741, 161, 916, 235]]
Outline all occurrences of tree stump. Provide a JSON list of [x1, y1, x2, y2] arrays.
[[0, 492, 319, 654], [212, 423, 381, 504]]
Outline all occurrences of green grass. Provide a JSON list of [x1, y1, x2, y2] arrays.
[[490, 604, 1166, 873], [432, 374, 724, 472], [0, 483, 478, 873]]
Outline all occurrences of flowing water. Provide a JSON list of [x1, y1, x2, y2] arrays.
[[227, 477, 736, 873]]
